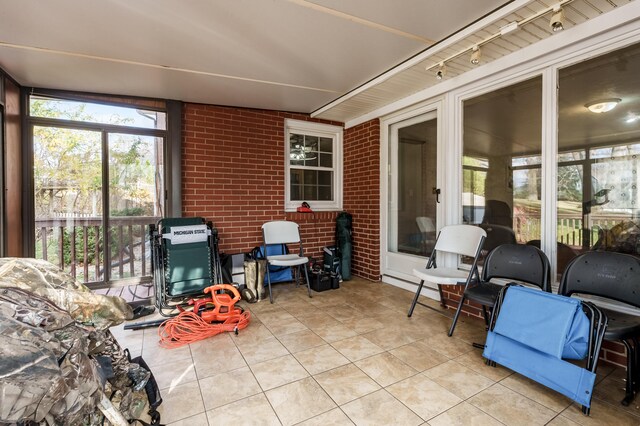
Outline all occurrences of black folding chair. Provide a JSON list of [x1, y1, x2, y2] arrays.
[[449, 243, 551, 337], [559, 251, 640, 406]]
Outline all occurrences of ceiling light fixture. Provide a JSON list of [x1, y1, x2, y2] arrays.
[[549, 5, 565, 32], [585, 98, 621, 114], [625, 115, 639, 123], [435, 62, 446, 80], [470, 46, 481, 65]]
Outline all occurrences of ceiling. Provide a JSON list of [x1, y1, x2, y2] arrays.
[[0, 0, 509, 115]]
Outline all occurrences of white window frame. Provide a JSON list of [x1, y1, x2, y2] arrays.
[[284, 119, 343, 212]]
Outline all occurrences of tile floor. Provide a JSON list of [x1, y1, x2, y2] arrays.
[[110, 279, 640, 426]]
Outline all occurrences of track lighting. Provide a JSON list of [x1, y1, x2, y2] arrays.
[[435, 62, 446, 80], [470, 46, 481, 65], [549, 6, 565, 32]]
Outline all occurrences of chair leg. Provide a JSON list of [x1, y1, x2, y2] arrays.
[[303, 263, 312, 298], [266, 266, 274, 304], [448, 294, 467, 337], [437, 284, 446, 308], [621, 339, 635, 406], [408, 280, 425, 317]]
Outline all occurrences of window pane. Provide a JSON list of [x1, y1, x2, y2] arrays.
[[291, 169, 303, 185], [558, 42, 640, 277], [320, 153, 332, 168], [290, 184, 302, 200], [303, 185, 317, 200], [463, 76, 542, 264], [320, 137, 333, 153], [34, 126, 104, 282], [303, 170, 318, 185], [318, 171, 332, 186], [318, 185, 332, 200], [30, 96, 166, 130], [305, 136, 319, 152]]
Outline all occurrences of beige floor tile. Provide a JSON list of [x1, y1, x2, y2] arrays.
[[250, 354, 308, 390], [428, 402, 503, 426], [341, 389, 423, 426], [294, 344, 350, 375], [297, 408, 354, 425], [389, 340, 449, 372], [301, 313, 342, 330], [545, 415, 581, 425], [362, 327, 418, 350], [314, 323, 358, 343], [157, 380, 205, 424], [142, 342, 192, 368], [314, 363, 381, 405], [236, 335, 289, 365], [421, 333, 473, 359], [591, 370, 640, 418], [265, 376, 337, 425], [277, 329, 326, 353], [285, 303, 320, 318], [454, 350, 512, 382], [199, 366, 262, 410], [151, 359, 197, 391], [338, 316, 385, 334], [328, 304, 364, 321], [206, 393, 281, 425], [332, 335, 384, 362], [255, 309, 296, 324], [231, 322, 274, 344], [387, 374, 462, 421], [355, 352, 417, 387], [265, 318, 308, 336], [560, 399, 640, 425], [190, 339, 246, 379], [166, 412, 209, 426], [500, 374, 572, 413], [424, 360, 494, 399], [468, 383, 556, 425]]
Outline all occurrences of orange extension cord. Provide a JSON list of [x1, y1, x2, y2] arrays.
[[158, 310, 251, 348]]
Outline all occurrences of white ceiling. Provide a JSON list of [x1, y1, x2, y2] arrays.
[[0, 0, 509, 114]]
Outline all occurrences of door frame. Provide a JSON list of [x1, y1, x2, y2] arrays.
[[380, 99, 444, 298]]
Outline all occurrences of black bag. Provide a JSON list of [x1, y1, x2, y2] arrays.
[[336, 211, 353, 280]]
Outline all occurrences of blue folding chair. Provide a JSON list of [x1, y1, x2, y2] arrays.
[[483, 285, 607, 414]]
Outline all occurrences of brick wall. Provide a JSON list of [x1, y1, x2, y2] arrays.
[[181, 104, 381, 281], [343, 119, 381, 281]]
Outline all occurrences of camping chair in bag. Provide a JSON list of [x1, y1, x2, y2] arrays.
[[484, 284, 607, 415], [449, 243, 551, 337], [559, 251, 640, 406], [150, 217, 221, 316], [408, 224, 486, 318], [262, 221, 312, 303]]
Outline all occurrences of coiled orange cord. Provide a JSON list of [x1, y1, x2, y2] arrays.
[[158, 310, 251, 348]]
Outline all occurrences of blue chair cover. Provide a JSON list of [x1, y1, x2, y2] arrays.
[[483, 286, 595, 407]]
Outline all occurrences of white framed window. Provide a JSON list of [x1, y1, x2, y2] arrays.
[[284, 119, 343, 212]]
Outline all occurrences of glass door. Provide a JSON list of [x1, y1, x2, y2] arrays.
[[384, 111, 439, 281]]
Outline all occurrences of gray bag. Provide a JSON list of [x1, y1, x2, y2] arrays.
[[243, 259, 266, 303]]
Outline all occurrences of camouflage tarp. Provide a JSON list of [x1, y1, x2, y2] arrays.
[[0, 258, 133, 330]]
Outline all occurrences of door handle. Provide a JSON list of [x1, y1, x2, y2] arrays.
[[433, 187, 441, 203]]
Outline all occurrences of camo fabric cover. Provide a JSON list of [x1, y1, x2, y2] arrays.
[[0, 257, 133, 330], [0, 259, 152, 425]]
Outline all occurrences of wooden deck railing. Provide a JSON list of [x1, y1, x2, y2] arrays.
[[35, 215, 160, 285]]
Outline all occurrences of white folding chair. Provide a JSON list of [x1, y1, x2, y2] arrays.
[[407, 224, 486, 325], [262, 220, 312, 303]]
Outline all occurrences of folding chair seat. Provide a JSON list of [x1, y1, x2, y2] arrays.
[[484, 285, 607, 415], [449, 243, 551, 337], [150, 217, 221, 315], [262, 221, 311, 303], [408, 224, 486, 318], [559, 251, 640, 406]]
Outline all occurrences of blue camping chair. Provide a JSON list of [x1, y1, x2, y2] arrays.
[[483, 285, 607, 415], [150, 217, 222, 316]]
